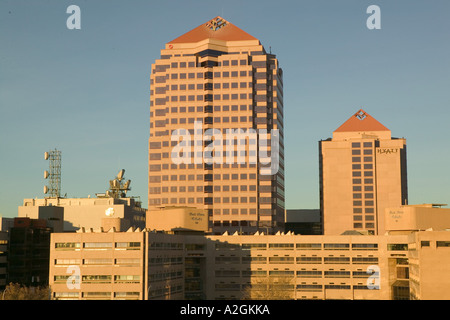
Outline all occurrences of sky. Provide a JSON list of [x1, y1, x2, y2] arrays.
[[0, 0, 449, 218]]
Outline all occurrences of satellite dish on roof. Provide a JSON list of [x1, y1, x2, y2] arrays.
[[117, 169, 125, 181], [105, 207, 115, 217]]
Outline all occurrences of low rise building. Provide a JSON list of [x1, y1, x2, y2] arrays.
[[19, 197, 145, 232], [47, 204, 450, 300]]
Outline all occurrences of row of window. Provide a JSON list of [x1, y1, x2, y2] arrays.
[[421, 241, 450, 248], [215, 243, 379, 251], [149, 196, 259, 205], [149, 173, 258, 181], [162, 93, 252, 102], [215, 284, 378, 292], [154, 116, 253, 125], [354, 223, 376, 229], [149, 257, 183, 265], [54, 242, 140, 250], [163, 70, 252, 80], [352, 142, 373, 148], [54, 292, 140, 299], [215, 256, 379, 264], [352, 149, 373, 155], [155, 104, 252, 113], [352, 156, 373, 163], [149, 271, 183, 283], [353, 200, 375, 206], [150, 184, 258, 194], [54, 258, 140, 266], [54, 275, 140, 284], [352, 171, 374, 177], [167, 59, 250, 69], [215, 270, 375, 278], [157, 81, 254, 92], [213, 209, 258, 216]]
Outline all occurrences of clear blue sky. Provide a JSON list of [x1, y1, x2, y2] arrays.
[[1, 0, 449, 218]]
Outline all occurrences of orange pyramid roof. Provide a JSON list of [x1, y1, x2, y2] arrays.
[[334, 109, 390, 132], [168, 16, 258, 44]]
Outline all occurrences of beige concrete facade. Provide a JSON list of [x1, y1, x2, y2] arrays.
[[407, 231, 450, 300], [47, 204, 450, 300], [146, 206, 208, 232], [320, 110, 407, 235], [19, 197, 146, 232], [148, 16, 285, 235], [48, 229, 413, 300], [385, 204, 450, 233]]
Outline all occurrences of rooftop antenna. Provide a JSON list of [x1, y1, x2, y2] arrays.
[[44, 149, 62, 198], [98, 169, 131, 199]]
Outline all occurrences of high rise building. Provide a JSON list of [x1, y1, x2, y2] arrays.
[[319, 109, 408, 235], [148, 17, 285, 234]]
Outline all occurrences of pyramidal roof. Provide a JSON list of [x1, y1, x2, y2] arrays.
[[334, 109, 390, 133], [168, 16, 258, 44]]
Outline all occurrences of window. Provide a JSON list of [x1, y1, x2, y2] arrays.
[[420, 241, 430, 247], [324, 271, 350, 278], [324, 257, 350, 264], [324, 243, 349, 250], [114, 275, 140, 283], [297, 257, 322, 264], [83, 259, 112, 265], [55, 242, 80, 250], [388, 244, 408, 251], [269, 243, 294, 250], [115, 259, 140, 266], [82, 275, 112, 283], [296, 243, 321, 250], [115, 242, 141, 250], [296, 271, 322, 278], [325, 284, 350, 290], [269, 257, 294, 264], [352, 257, 378, 264], [296, 284, 322, 292], [242, 243, 266, 250], [83, 242, 112, 250], [437, 241, 450, 248], [54, 259, 81, 266], [352, 243, 378, 250]]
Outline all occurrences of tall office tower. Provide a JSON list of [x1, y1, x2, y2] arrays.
[[148, 17, 284, 234], [319, 109, 407, 235]]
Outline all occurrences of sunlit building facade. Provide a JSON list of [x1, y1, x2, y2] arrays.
[[320, 109, 408, 235], [148, 16, 285, 234]]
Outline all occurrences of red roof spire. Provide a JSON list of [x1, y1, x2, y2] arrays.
[[168, 16, 258, 44], [334, 109, 390, 133]]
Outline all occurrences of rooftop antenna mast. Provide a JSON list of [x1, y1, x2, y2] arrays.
[[44, 149, 62, 198], [107, 169, 131, 199]]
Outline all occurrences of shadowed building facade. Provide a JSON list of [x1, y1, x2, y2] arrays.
[[320, 110, 408, 235], [148, 17, 285, 234]]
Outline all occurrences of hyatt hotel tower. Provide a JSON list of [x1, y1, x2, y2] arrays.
[[148, 17, 285, 234]]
